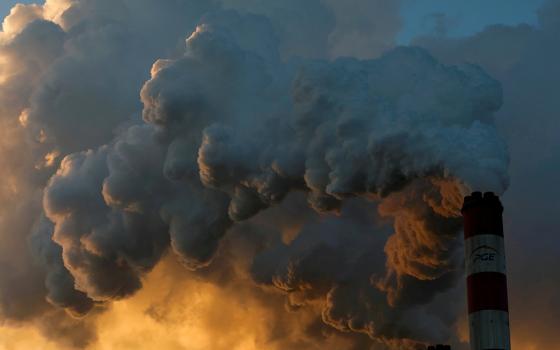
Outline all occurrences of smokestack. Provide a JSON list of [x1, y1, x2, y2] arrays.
[[461, 192, 511, 350]]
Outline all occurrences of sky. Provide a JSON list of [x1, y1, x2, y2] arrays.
[[0, 1, 558, 350], [398, 0, 546, 42], [0, 0, 33, 19]]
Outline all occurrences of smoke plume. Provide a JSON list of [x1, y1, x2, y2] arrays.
[[0, 1, 513, 349], [413, 2, 560, 347]]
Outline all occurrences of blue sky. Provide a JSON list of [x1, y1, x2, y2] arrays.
[[1, 0, 34, 22]]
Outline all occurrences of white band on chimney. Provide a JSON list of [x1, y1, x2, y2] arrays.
[[465, 234, 506, 275], [468, 310, 511, 350]]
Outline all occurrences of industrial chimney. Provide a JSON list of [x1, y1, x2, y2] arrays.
[[461, 192, 511, 350]]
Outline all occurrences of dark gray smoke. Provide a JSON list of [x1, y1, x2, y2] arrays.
[[41, 11, 507, 348], [0, 1, 513, 349], [0, 0, 216, 343]]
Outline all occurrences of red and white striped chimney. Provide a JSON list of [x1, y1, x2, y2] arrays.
[[461, 192, 510, 350]]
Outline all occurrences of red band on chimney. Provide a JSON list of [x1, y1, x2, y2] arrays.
[[467, 272, 509, 313]]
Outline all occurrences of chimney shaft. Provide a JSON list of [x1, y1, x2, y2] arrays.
[[461, 192, 511, 350]]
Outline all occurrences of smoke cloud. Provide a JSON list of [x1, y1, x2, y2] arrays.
[[0, 1, 519, 349], [413, 2, 560, 347]]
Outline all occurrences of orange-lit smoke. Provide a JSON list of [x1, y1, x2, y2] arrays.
[[1, 253, 362, 350]]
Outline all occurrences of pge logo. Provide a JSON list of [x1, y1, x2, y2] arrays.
[[470, 245, 498, 263]]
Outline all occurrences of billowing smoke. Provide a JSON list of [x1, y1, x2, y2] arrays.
[[0, 1, 510, 349], [412, 2, 560, 347]]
